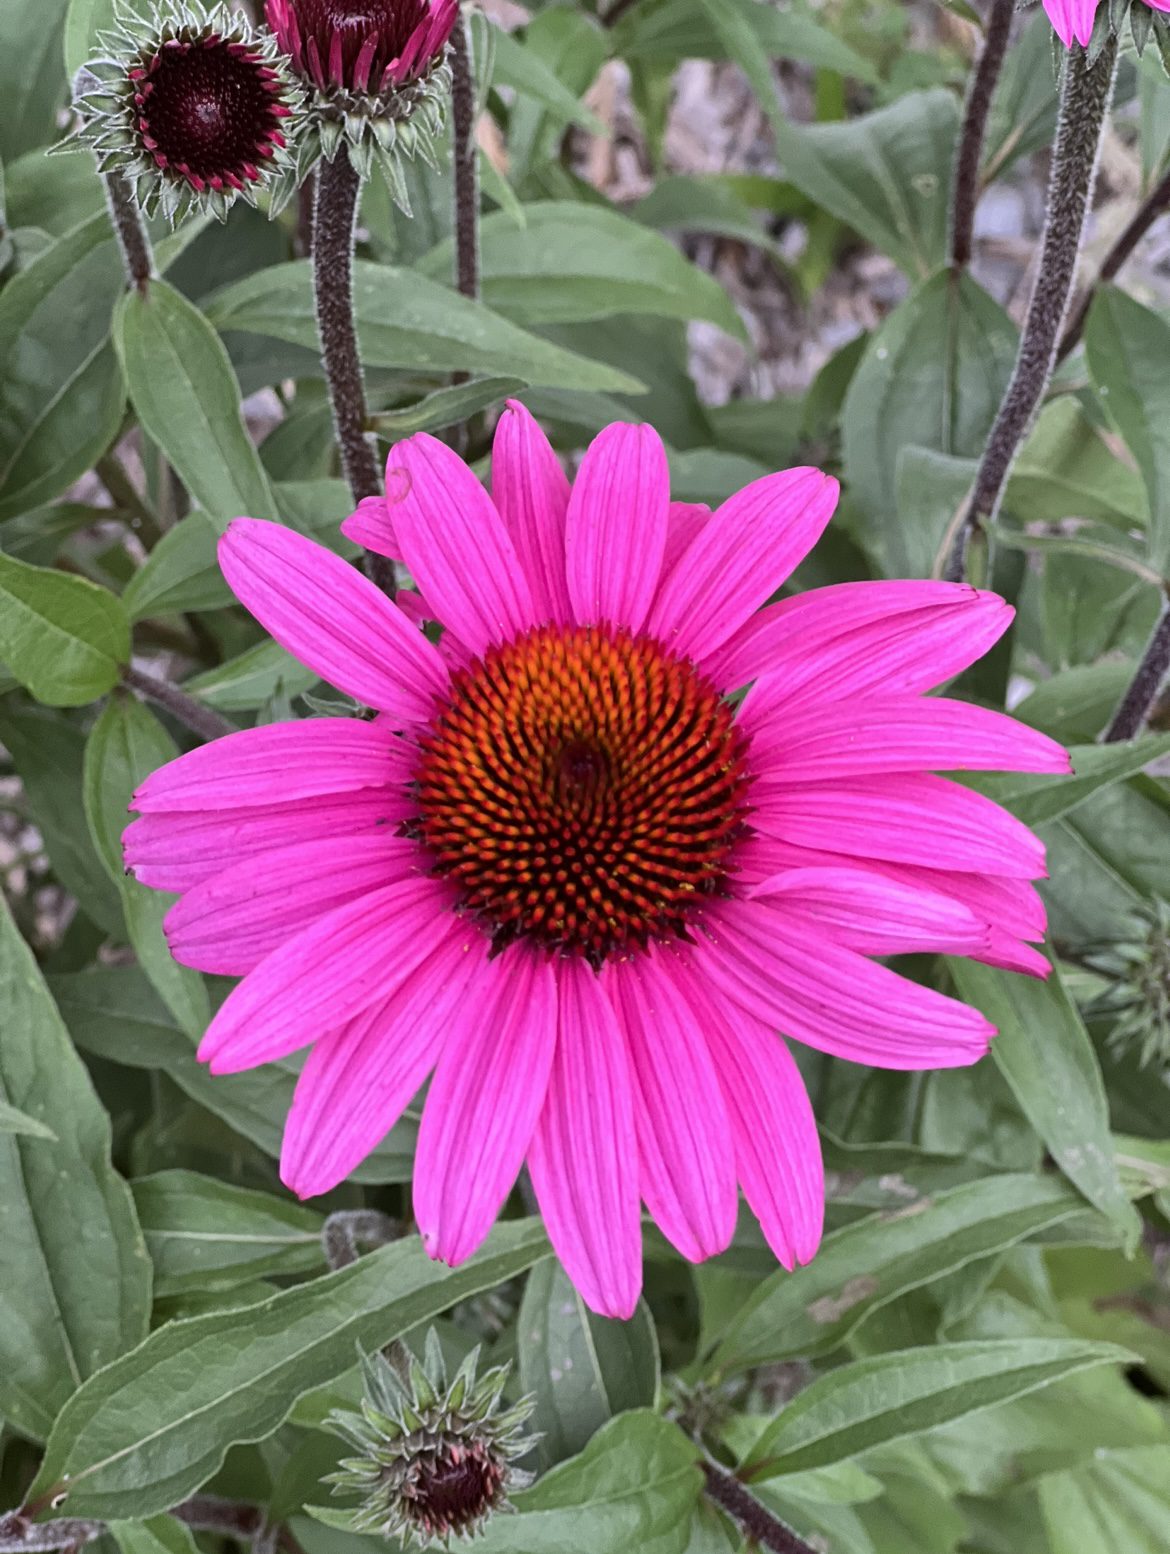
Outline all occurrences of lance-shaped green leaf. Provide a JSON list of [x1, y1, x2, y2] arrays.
[[64, 0, 120, 78], [0, 893, 150, 1442], [519, 1259, 660, 1469], [0, 552, 129, 706], [1085, 285, 1170, 574], [706, 1174, 1086, 1378], [471, 1412, 700, 1554], [1039, 1445, 1170, 1554], [132, 1171, 325, 1297], [109, 1517, 199, 1554], [115, 279, 279, 531], [0, 1099, 57, 1139], [741, 1339, 1134, 1481], [0, 0, 69, 162], [29, 1222, 550, 1520], [370, 377, 525, 438], [205, 262, 644, 393], [967, 735, 1170, 828], [420, 203, 747, 338], [0, 213, 126, 519], [948, 957, 1140, 1251], [84, 696, 210, 1038]]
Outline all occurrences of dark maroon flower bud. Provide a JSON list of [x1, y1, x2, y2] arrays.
[[266, 0, 457, 194]]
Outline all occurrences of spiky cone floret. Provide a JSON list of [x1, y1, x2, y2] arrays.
[[320, 1331, 536, 1547], [67, 0, 304, 224], [267, 0, 457, 203], [1084, 897, 1170, 1071]]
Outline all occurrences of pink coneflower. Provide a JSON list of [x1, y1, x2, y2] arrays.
[[267, 0, 458, 94], [1044, 0, 1170, 46], [124, 406, 1069, 1318]]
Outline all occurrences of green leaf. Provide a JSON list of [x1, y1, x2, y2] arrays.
[[115, 279, 278, 530], [110, 1518, 199, 1554], [519, 1259, 660, 1469], [0, 1098, 57, 1139], [421, 202, 746, 338], [741, 1339, 1133, 1481], [1039, 1445, 1170, 1554], [0, 213, 126, 520], [473, 1412, 699, 1554], [0, 551, 129, 705], [121, 514, 234, 622], [84, 696, 211, 1039], [615, 0, 876, 83], [205, 262, 644, 394], [947, 958, 1140, 1250], [1007, 397, 1151, 530], [49, 966, 418, 1183], [842, 270, 1017, 577], [0, 0, 69, 161], [0, 892, 150, 1442], [0, 704, 124, 936], [705, 1174, 1085, 1378], [770, 90, 959, 278], [490, 25, 605, 133], [1084, 286, 1170, 572], [131, 1171, 324, 1297], [971, 735, 1170, 828], [30, 1221, 549, 1520], [183, 640, 319, 714], [64, 0, 120, 79], [370, 376, 525, 438]]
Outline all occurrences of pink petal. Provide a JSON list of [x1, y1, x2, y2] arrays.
[[341, 495, 400, 560], [527, 958, 642, 1319], [749, 697, 1071, 785], [751, 773, 1046, 879], [646, 467, 838, 663], [414, 948, 557, 1266], [163, 833, 422, 975], [384, 433, 536, 655], [130, 719, 410, 814], [692, 898, 995, 1070], [565, 422, 670, 633], [1043, 0, 1098, 47], [197, 875, 454, 1074], [660, 502, 711, 580], [749, 866, 990, 957], [667, 956, 823, 1268], [605, 953, 737, 1263], [123, 788, 410, 893], [491, 400, 572, 624], [218, 519, 446, 723], [280, 920, 488, 1198], [707, 580, 1011, 698]]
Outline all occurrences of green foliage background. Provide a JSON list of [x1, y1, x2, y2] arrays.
[[1, 2, 1169, 1551]]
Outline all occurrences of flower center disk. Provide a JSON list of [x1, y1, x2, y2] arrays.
[[414, 624, 751, 966], [135, 36, 284, 182]]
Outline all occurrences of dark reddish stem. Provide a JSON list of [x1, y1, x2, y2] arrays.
[[944, 37, 1119, 582], [103, 170, 153, 294], [312, 149, 395, 595], [949, 0, 1015, 270], [1105, 600, 1170, 742], [450, 13, 479, 303], [122, 665, 235, 743], [699, 1463, 818, 1554]]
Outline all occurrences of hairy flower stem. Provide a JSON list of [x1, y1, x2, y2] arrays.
[[312, 151, 395, 595], [103, 170, 154, 294], [0, 1498, 277, 1553], [700, 1463, 818, 1554], [949, 0, 1015, 270], [122, 665, 236, 743], [1105, 600, 1170, 742], [450, 13, 480, 305], [944, 37, 1118, 582], [1058, 162, 1170, 364]]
